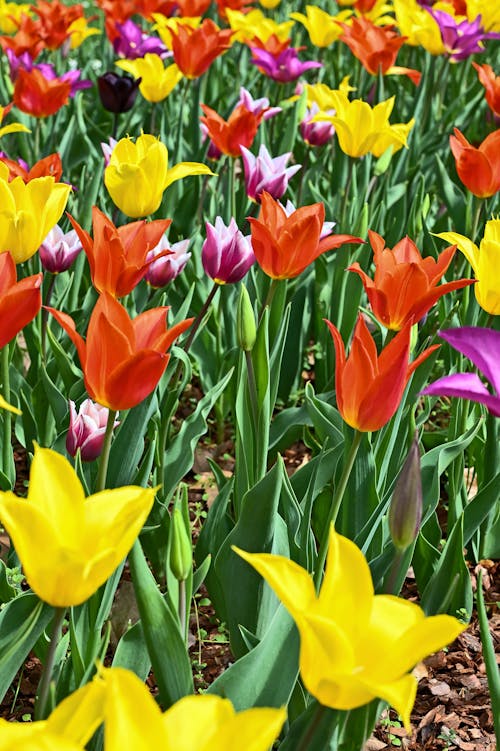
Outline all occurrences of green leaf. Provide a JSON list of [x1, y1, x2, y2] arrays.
[[0, 593, 53, 703], [112, 621, 151, 682]]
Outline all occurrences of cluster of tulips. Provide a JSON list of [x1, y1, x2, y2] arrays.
[[0, 0, 498, 749]]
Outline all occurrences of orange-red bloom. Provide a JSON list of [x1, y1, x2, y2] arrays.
[[216, 0, 254, 19], [176, 0, 211, 14], [248, 192, 362, 280], [339, 18, 421, 85], [48, 293, 193, 411], [200, 103, 264, 157], [348, 231, 475, 331], [69, 207, 171, 298], [13, 68, 71, 117], [0, 251, 42, 350], [31, 0, 83, 50], [170, 19, 233, 79], [247, 34, 291, 55], [325, 315, 438, 432], [473, 62, 500, 118], [0, 153, 63, 182], [450, 127, 500, 198], [0, 14, 45, 58]]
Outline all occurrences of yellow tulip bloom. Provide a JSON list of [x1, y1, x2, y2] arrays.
[[303, 79, 355, 111], [104, 133, 214, 218], [98, 666, 286, 751], [290, 7, 352, 47], [393, 0, 445, 54], [0, 163, 71, 263], [436, 219, 500, 315], [0, 680, 105, 750], [260, 0, 281, 8], [67, 17, 101, 49], [0, 445, 156, 607], [116, 55, 183, 102], [0, 0, 31, 33], [226, 8, 294, 43], [152, 14, 201, 50], [315, 93, 411, 158], [235, 528, 465, 731], [371, 118, 415, 157], [467, 0, 500, 31]]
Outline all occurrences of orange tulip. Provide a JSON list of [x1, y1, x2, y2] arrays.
[[216, 0, 253, 19], [450, 127, 500, 198], [473, 62, 500, 118], [0, 251, 42, 350], [69, 207, 171, 297], [176, 0, 211, 15], [247, 34, 291, 55], [170, 19, 233, 79], [31, 0, 83, 50], [48, 293, 193, 411], [0, 15, 45, 59], [0, 153, 63, 183], [248, 192, 362, 280], [348, 230, 475, 331], [13, 68, 71, 118], [325, 315, 438, 432], [339, 18, 421, 85], [200, 103, 264, 158]]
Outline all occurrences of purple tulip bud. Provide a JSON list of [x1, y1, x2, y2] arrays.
[[39, 225, 83, 274], [300, 103, 335, 147], [241, 144, 301, 203], [113, 19, 168, 60], [388, 435, 423, 551], [202, 217, 255, 284], [145, 236, 191, 288], [66, 399, 120, 462], [237, 87, 281, 120]]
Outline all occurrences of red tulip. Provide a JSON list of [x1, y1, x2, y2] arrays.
[[450, 127, 500, 198], [0, 252, 42, 349]]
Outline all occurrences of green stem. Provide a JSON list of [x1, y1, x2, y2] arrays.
[[384, 547, 406, 595], [174, 78, 189, 163], [340, 156, 354, 229], [470, 198, 483, 243], [41, 273, 57, 361], [95, 408, 117, 493], [314, 430, 363, 591], [245, 349, 259, 428], [35, 607, 66, 721], [182, 282, 219, 356], [296, 704, 327, 751], [258, 277, 278, 323], [1, 344, 12, 483], [178, 578, 187, 639]]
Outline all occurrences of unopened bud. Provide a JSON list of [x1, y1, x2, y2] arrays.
[[237, 284, 256, 352], [170, 508, 192, 582], [388, 434, 422, 550], [374, 145, 393, 176]]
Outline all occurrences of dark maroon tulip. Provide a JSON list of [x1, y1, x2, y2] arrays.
[[97, 72, 141, 114]]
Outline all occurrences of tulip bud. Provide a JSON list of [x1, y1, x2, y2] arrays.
[[145, 237, 191, 288], [237, 284, 256, 351], [39, 225, 82, 274], [374, 145, 394, 176], [97, 71, 141, 113], [388, 434, 422, 550], [66, 399, 120, 462], [170, 507, 192, 582], [202, 217, 255, 284]]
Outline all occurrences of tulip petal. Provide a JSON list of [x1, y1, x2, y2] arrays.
[[233, 546, 316, 615], [163, 694, 236, 750], [48, 680, 106, 746], [438, 327, 500, 395], [163, 161, 214, 191]]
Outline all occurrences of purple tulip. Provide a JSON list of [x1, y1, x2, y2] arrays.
[[429, 11, 500, 61], [202, 217, 255, 284], [66, 399, 120, 462], [145, 237, 191, 287], [97, 71, 141, 113], [39, 225, 83, 274], [300, 103, 335, 147], [250, 47, 322, 83], [241, 144, 301, 203], [113, 19, 168, 59], [237, 87, 282, 120], [421, 327, 500, 417]]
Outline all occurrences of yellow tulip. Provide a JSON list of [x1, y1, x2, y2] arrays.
[[259, 0, 281, 8], [67, 17, 101, 49], [354, 0, 395, 26], [234, 527, 465, 731], [467, 0, 500, 31], [0, 445, 156, 607], [303, 79, 355, 111], [315, 93, 411, 158], [290, 7, 352, 47], [371, 118, 415, 157], [393, 0, 445, 54], [0, 675, 105, 750], [104, 133, 214, 218], [152, 13, 201, 50], [0, 163, 71, 263], [436, 219, 500, 315], [116, 55, 183, 102], [226, 8, 294, 43], [98, 666, 286, 751], [0, 0, 31, 33]]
